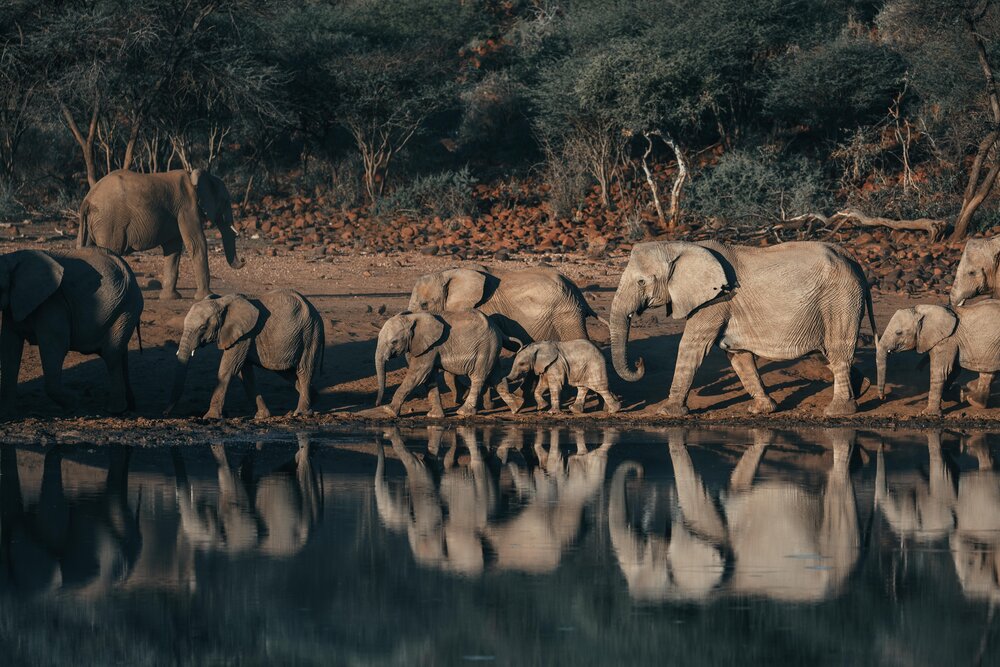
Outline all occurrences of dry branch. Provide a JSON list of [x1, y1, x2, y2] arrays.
[[787, 208, 947, 242]]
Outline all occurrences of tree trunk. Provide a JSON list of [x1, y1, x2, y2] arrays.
[[641, 132, 666, 228], [664, 134, 687, 228], [61, 99, 100, 187]]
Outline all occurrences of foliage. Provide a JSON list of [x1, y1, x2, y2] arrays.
[[372, 167, 477, 221]]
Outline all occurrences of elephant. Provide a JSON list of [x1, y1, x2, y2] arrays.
[[166, 290, 325, 419], [507, 340, 620, 414], [78, 169, 245, 301], [171, 435, 322, 558], [609, 241, 876, 416], [373, 426, 614, 576], [0, 444, 140, 597], [609, 428, 860, 603], [0, 247, 143, 415], [407, 266, 606, 343], [876, 301, 1000, 415], [950, 235, 1000, 307], [374, 310, 521, 417]]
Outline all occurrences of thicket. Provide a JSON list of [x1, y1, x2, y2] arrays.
[[2, 0, 1000, 239]]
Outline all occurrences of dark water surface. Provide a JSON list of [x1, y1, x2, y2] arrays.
[[1, 426, 998, 666]]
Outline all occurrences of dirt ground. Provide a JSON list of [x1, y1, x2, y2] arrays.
[[0, 226, 996, 444]]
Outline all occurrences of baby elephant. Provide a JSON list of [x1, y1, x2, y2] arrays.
[[507, 340, 620, 414], [877, 301, 1000, 415], [166, 290, 324, 419], [375, 310, 521, 418]]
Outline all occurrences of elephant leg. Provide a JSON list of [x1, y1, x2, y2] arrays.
[[160, 238, 183, 300], [922, 352, 950, 417], [824, 358, 858, 416], [493, 377, 523, 414], [178, 210, 212, 300], [444, 371, 463, 405], [456, 373, 485, 417], [36, 327, 74, 410], [571, 386, 588, 414], [205, 348, 247, 419], [0, 322, 24, 415], [663, 321, 723, 417], [100, 347, 129, 415], [533, 376, 548, 412], [388, 362, 435, 417], [962, 372, 994, 409], [293, 363, 314, 417], [240, 365, 270, 419], [427, 380, 446, 419], [595, 384, 621, 414], [481, 385, 495, 411], [728, 351, 776, 415], [546, 375, 564, 415]]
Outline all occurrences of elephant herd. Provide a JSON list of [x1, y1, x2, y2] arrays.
[[3, 167, 1000, 419]]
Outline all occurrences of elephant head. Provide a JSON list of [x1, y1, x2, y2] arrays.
[[0, 250, 65, 322], [374, 312, 446, 406], [408, 268, 487, 312], [166, 294, 260, 415], [874, 433, 957, 543], [191, 169, 245, 271], [950, 236, 1000, 306], [876, 305, 957, 399], [506, 341, 559, 381], [610, 242, 728, 381]]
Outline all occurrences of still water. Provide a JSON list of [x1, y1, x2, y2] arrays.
[[0, 426, 998, 666]]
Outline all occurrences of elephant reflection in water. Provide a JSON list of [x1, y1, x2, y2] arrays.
[[609, 429, 861, 603], [374, 426, 615, 575], [876, 432, 1000, 602], [0, 445, 140, 596], [172, 433, 323, 558]]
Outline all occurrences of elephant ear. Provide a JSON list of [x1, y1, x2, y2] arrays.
[[914, 305, 957, 354], [10, 251, 64, 321], [218, 295, 260, 350], [532, 342, 560, 375], [663, 244, 727, 319], [410, 313, 446, 357], [442, 268, 487, 310]]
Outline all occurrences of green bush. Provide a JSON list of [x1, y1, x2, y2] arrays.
[[0, 179, 25, 221], [688, 148, 832, 226], [373, 168, 477, 221]]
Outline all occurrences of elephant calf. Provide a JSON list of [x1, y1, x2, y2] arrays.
[[166, 290, 324, 419], [877, 301, 1000, 415], [375, 310, 521, 418], [0, 248, 143, 415], [507, 340, 620, 414]]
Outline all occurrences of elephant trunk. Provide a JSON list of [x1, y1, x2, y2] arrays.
[[165, 332, 196, 415], [608, 462, 644, 556], [375, 335, 389, 407], [217, 202, 244, 270], [876, 336, 891, 400], [610, 284, 645, 381]]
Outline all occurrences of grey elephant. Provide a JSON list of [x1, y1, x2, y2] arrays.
[[950, 235, 1000, 306], [375, 310, 521, 417], [78, 169, 245, 301], [609, 429, 860, 603], [166, 290, 324, 419], [876, 301, 1000, 415], [407, 266, 605, 343], [610, 241, 876, 416], [0, 247, 143, 415], [507, 340, 620, 414]]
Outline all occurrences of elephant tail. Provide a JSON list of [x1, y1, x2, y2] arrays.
[[77, 201, 91, 248], [134, 319, 143, 354], [864, 279, 878, 344]]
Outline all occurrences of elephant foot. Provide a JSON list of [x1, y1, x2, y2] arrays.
[[921, 406, 943, 417], [659, 402, 689, 418], [381, 405, 400, 418], [254, 409, 272, 420], [482, 393, 494, 410], [570, 401, 585, 415], [160, 289, 183, 301], [456, 405, 477, 418], [961, 384, 989, 409], [548, 408, 563, 416], [502, 395, 524, 414], [824, 398, 858, 417], [605, 398, 621, 414], [202, 409, 223, 420], [293, 408, 313, 417], [748, 397, 777, 415], [534, 399, 549, 412], [427, 407, 446, 419]]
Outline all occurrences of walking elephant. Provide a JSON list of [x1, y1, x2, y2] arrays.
[[0, 247, 143, 415], [610, 241, 876, 416], [78, 169, 245, 301]]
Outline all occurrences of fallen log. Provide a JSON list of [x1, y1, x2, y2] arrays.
[[786, 208, 947, 242]]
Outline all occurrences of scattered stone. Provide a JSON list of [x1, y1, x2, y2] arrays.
[[145, 278, 163, 290], [377, 304, 387, 315], [365, 305, 373, 313]]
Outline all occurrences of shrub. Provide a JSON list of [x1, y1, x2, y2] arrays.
[[0, 179, 25, 221], [372, 168, 477, 221], [687, 148, 832, 226], [541, 142, 591, 221]]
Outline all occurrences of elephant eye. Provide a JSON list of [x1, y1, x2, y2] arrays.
[[637, 278, 646, 286]]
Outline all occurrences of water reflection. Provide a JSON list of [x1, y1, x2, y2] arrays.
[[0, 427, 997, 664]]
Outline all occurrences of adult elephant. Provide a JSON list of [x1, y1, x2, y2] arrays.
[[78, 169, 245, 301], [950, 235, 1000, 306], [610, 241, 876, 416], [407, 266, 606, 344]]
